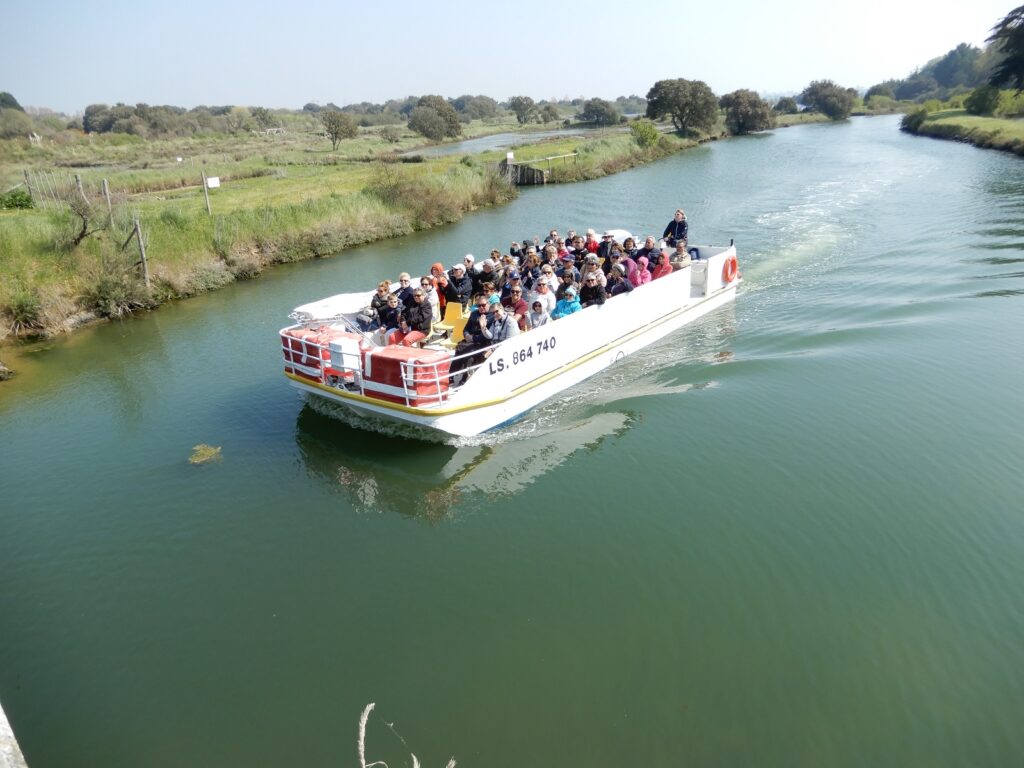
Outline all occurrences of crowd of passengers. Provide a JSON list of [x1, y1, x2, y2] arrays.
[[355, 210, 693, 351]]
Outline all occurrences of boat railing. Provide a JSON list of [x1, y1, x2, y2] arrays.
[[281, 325, 494, 407]]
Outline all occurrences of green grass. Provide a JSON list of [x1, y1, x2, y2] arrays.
[[908, 110, 1024, 153]]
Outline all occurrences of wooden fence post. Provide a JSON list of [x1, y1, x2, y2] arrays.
[[75, 174, 89, 206], [133, 216, 151, 289], [102, 178, 113, 222], [201, 171, 212, 216], [23, 170, 34, 202]]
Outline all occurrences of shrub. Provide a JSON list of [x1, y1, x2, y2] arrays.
[[965, 85, 1001, 115], [5, 290, 43, 334], [901, 108, 929, 132], [0, 188, 33, 209], [921, 99, 943, 113], [630, 119, 660, 148], [80, 275, 154, 318]]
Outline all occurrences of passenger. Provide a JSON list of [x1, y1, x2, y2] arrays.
[[501, 284, 529, 332], [500, 269, 522, 300], [541, 244, 560, 270], [473, 258, 502, 295], [632, 255, 652, 287], [529, 277, 557, 315], [670, 241, 692, 269], [581, 254, 607, 288], [662, 209, 688, 247], [509, 241, 523, 262], [449, 294, 492, 384], [607, 264, 634, 297], [378, 293, 403, 341], [527, 299, 551, 330], [482, 302, 519, 348], [444, 263, 473, 310], [584, 229, 600, 254], [622, 236, 638, 258], [601, 247, 624, 276], [393, 287, 433, 346], [551, 286, 582, 319], [650, 250, 674, 280], [579, 272, 607, 307], [357, 280, 391, 331], [419, 276, 440, 321], [597, 231, 616, 261], [556, 270, 579, 301], [539, 263, 557, 286], [521, 250, 542, 291], [429, 262, 449, 315], [394, 273, 414, 308], [557, 253, 580, 282], [637, 236, 658, 262], [463, 254, 479, 274], [568, 234, 586, 256]]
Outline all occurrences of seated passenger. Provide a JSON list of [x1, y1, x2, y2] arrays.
[[622, 237, 638, 258], [444, 263, 473, 309], [357, 281, 391, 331], [607, 264, 634, 297], [632, 256, 652, 287], [394, 273, 414, 308], [551, 286, 582, 319], [650, 250, 674, 280], [419, 276, 440, 322], [580, 255, 606, 288], [482, 302, 519, 347], [449, 295, 492, 384], [429, 262, 449, 314], [392, 288, 433, 346], [501, 284, 529, 332], [378, 293, 403, 342], [527, 299, 551, 329], [579, 273, 607, 307], [671, 241, 692, 268], [556, 271, 579, 301], [637, 236, 658, 262], [529, 277, 557, 315]]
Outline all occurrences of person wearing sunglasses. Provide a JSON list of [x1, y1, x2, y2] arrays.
[[579, 272, 607, 308], [449, 294, 493, 385], [500, 284, 529, 332]]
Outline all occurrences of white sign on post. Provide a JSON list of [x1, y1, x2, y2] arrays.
[[206, 176, 221, 189]]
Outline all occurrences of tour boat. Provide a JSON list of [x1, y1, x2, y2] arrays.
[[279, 240, 740, 437]]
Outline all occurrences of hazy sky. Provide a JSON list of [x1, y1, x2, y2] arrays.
[[1, 0, 1013, 113]]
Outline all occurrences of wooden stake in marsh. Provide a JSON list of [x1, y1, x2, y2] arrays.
[[201, 170, 212, 216], [132, 215, 151, 289]]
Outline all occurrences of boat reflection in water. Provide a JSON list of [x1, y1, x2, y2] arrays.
[[291, 307, 737, 520]]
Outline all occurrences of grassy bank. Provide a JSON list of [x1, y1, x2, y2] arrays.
[[1, 119, 705, 346], [901, 109, 1024, 155]]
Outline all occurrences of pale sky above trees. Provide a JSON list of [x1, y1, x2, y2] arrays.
[[1, 0, 1013, 112]]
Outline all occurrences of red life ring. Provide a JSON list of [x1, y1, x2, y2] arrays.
[[722, 255, 738, 283]]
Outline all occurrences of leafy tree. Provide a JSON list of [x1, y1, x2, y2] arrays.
[[302, 102, 322, 113], [321, 110, 358, 149], [538, 104, 561, 123], [83, 104, 113, 133], [894, 73, 940, 101], [250, 106, 278, 130], [645, 78, 719, 135], [578, 98, 619, 126], [615, 94, 648, 115], [773, 97, 799, 114], [719, 89, 774, 134], [452, 94, 498, 120], [931, 43, 984, 88], [799, 80, 855, 120], [407, 106, 447, 140], [508, 95, 537, 124], [965, 84, 1002, 114], [0, 108, 33, 138], [0, 92, 24, 112], [224, 106, 251, 133], [988, 5, 1024, 90], [416, 95, 461, 137], [630, 119, 660, 148], [865, 84, 895, 100]]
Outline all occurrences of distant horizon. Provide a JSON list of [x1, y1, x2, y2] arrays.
[[1, 0, 1012, 115]]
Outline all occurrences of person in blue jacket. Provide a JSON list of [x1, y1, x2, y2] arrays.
[[551, 286, 582, 319]]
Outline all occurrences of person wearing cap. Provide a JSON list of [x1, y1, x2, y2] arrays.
[[473, 258, 502, 295], [651, 250, 674, 280], [581, 254, 606, 288], [607, 263, 634, 298], [500, 281, 529, 332], [551, 286, 582, 319], [663, 209, 688, 247], [463, 253, 481, 275], [579, 269, 607, 307], [528, 277, 556, 315], [527, 298, 551, 330], [557, 255, 580, 283], [499, 268, 521, 300], [444, 263, 473, 309], [597, 231, 616, 261]]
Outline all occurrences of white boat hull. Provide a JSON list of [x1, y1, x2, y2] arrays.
[[283, 245, 740, 437]]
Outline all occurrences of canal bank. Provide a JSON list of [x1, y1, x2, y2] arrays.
[[1, 701, 28, 768]]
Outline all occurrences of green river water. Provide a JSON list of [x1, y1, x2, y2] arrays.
[[2, 116, 1024, 767]]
